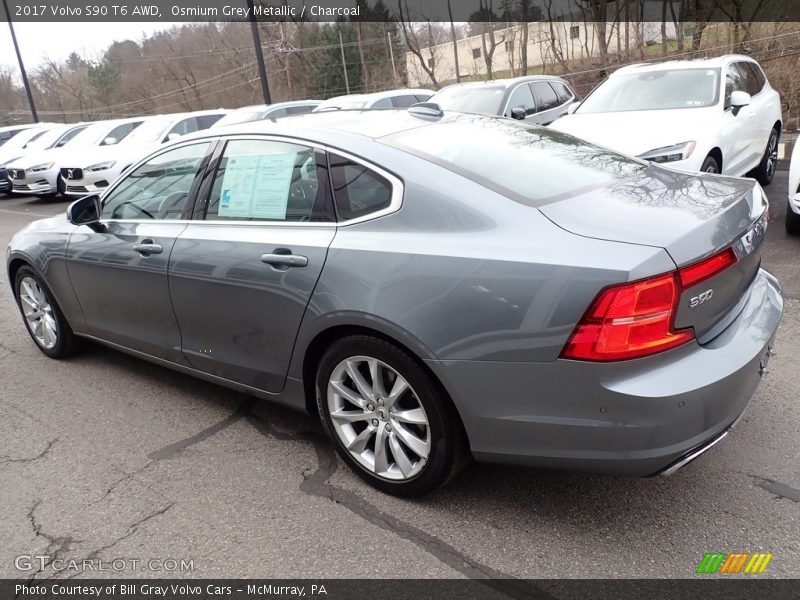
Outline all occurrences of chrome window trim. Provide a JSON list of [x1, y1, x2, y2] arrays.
[[97, 133, 404, 228], [501, 80, 575, 118]]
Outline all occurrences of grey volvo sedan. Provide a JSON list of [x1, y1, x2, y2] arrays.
[[7, 109, 782, 496]]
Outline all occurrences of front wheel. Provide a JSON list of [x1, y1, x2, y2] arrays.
[[786, 200, 800, 235], [754, 128, 779, 186], [14, 266, 80, 358], [316, 335, 468, 496], [700, 155, 720, 174]]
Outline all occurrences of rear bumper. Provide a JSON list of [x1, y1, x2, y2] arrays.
[[427, 268, 783, 476]]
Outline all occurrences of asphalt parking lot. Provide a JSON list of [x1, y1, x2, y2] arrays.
[[1, 171, 798, 582]]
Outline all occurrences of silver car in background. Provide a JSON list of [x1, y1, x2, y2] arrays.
[[7, 110, 782, 496]]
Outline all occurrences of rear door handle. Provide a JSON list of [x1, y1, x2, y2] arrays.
[[260, 250, 308, 268], [133, 242, 163, 255]]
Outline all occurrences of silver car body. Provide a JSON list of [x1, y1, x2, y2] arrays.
[[7, 111, 782, 477]]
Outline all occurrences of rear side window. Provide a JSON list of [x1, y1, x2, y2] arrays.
[[551, 82, 573, 104], [531, 81, 560, 111], [749, 63, 767, 89], [203, 139, 328, 222], [329, 153, 393, 221], [738, 62, 764, 95], [388, 116, 644, 204]]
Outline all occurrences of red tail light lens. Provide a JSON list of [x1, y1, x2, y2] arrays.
[[561, 272, 694, 361], [679, 247, 738, 288]]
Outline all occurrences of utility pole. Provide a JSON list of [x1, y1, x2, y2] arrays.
[[2, 0, 38, 122], [338, 30, 350, 94], [447, 0, 461, 83], [246, 0, 272, 104], [387, 31, 398, 85]]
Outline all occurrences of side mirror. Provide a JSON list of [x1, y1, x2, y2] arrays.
[[67, 194, 104, 232], [510, 106, 527, 120], [567, 102, 579, 114], [103, 136, 118, 146], [166, 133, 182, 142], [730, 90, 750, 115]]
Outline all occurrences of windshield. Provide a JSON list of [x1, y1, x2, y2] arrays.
[[388, 116, 645, 203], [4, 127, 51, 152], [314, 96, 367, 112], [21, 126, 71, 151], [578, 68, 721, 113], [121, 117, 172, 145], [213, 108, 266, 128], [431, 86, 506, 115]]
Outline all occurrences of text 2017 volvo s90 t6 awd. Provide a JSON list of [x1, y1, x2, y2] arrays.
[[7, 110, 782, 496]]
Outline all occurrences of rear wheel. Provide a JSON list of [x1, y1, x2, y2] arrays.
[[14, 266, 80, 358], [316, 335, 468, 496], [700, 155, 720, 174], [754, 128, 779, 186], [786, 200, 800, 235]]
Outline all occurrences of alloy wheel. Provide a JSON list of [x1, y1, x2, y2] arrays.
[[19, 277, 58, 349], [327, 355, 431, 481], [766, 134, 778, 177]]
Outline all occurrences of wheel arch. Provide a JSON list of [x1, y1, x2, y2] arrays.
[[707, 147, 723, 171]]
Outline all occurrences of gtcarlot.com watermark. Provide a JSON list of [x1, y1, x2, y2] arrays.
[[15, 554, 196, 573]]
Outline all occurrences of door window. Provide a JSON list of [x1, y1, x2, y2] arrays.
[[329, 153, 393, 220], [504, 83, 536, 117], [196, 114, 224, 129], [101, 121, 141, 146], [392, 95, 420, 108], [164, 117, 199, 142], [203, 139, 328, 222], [101, 142, 211, 220], [737, 62, 763, 96], [550, 82, 573, 104], [531, 81, 560, 112], [371, 97, 394, 109]]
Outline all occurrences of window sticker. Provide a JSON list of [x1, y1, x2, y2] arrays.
[[218, 152, 296, 219]]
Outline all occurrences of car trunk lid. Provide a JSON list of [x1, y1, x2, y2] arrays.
[[538, 166, 767, 340]]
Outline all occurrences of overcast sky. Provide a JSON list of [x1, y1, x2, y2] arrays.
[[0, 22, 178, 72]]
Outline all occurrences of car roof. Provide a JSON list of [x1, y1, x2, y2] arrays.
[[438, 75, 568, 91], [611, 54, 757, 76], [179, 108, 495, 147]]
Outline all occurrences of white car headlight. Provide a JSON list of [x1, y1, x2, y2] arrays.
[[638, 141, 696, 164], [86, 161, 116, 172], [27, 162, 54, 173]]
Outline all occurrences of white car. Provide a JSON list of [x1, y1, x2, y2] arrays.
[[0, 123, 61, 167], [549, 55, 782, 184], [0, 123, 44, 148], [212, 101, 321, 127], [6, 118, 144, 197], [61, 110, 227, 197], [312, 88, 434, 112], [786, 139, 800, 234]]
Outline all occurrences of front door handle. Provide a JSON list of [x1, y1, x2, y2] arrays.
[[133, 242, 163, 255], [260, 250, 308, 268]]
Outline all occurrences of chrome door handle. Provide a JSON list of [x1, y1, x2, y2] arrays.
[[133, 242, 163, 255], [260, 252, 308, 268]]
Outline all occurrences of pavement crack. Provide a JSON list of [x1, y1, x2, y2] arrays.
[[1, 438, 58, 465], [26, 499, 83, 580], [245, 410, 554, 599], [752, 475, 800, 502], [147, 398, 255, 461]]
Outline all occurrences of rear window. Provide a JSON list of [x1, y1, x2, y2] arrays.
[[387, 116, 645, 203]]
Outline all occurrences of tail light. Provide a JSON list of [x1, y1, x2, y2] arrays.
[[562, 248, 737, 361]]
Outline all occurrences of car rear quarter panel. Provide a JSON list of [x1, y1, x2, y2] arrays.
[[290, 145, 676, 379]]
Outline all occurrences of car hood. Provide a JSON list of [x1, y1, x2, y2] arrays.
[[6, 147, 69, 169], [538, 164, 760, 267], [548, 108, 716, 157]]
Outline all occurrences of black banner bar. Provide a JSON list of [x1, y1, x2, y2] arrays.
[[0, 0, 799, 23]]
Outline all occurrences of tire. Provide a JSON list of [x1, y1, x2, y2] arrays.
[[14, 266, 80, 358], [753, 128, 779, 186], [786, 200, 800, 235], [56, 174, 66, 196], [315, 335, 469, 497], [700, 155, 720, 174]]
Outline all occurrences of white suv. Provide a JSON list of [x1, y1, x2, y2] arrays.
[[61, 110, 226, 197], [786, 138, 800, 234], [550, 55, 782, 184]]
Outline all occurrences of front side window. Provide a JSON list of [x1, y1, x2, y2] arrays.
[[505, 83, 536, 117], [725, 64, 748, 108], [56, 125, 89, 147], [392, 95, 420, 108], [371, 97, 394, 109], [165, 117, 199, 142], [203, 139, 326, 223], [100, 121, 141, 146], [101, 142, 211, 220], [329, 153, 393, 221]]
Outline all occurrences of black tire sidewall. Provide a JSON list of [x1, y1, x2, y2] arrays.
[[701, 155, 720, 174], [756, 129, 779, 185], [786, 200, 800, 235], [315, 335, 459, 497], [14, 266, 75, 358]]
